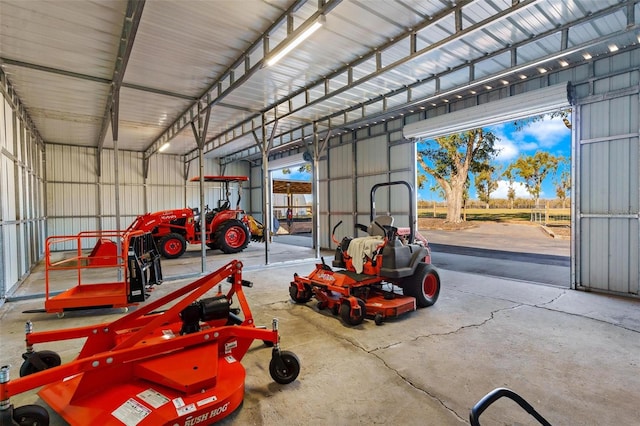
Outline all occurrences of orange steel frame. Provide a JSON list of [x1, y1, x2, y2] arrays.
[[1, 260, 282, 425], [44, 230, 146, 314]]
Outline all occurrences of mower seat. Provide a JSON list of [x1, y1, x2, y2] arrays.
[[368, 215, 394, 237]]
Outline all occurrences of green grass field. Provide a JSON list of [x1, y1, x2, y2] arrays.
[[418, 207, 570, 223]]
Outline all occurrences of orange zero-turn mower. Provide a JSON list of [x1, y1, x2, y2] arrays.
[[290, 180, 441, 326], [1, 260, 300, 426]]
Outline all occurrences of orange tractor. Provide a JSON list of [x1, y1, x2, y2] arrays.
[[123, 176, 264, 259], [290, 181, 441, 325]]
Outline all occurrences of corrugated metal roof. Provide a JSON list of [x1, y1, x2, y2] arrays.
[[1, 0, 638, 161]]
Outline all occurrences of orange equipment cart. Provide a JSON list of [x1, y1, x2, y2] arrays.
[[42, 230, 162, 317]]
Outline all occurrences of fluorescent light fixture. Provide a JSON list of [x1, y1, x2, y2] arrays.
[[519, 74, 527, 79], [538, 67, 547, 74], [159, 142, 170, 152], [501, 80, 509, 85], [266, 15, 326, 67], [608, 44, 618, 52], [583, 52, 592, 60], [559, 60, 569, 67]]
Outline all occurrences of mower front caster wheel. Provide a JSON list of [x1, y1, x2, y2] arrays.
[[374, 313, 384, 325], [12, 404, 50, 426], [340, 298, 366, 326], [269, 350, 300, 384], [289, 283, 312, 303]]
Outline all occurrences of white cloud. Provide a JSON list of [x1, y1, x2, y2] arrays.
[[494, 138, 519, 162], [492, 180, 533, 199], [519, 116, 569, 149]]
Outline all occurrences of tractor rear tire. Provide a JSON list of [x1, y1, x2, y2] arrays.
[[402, 263, 440, 308], [215, 219, 250, 254], [158, 233, 187, 259]]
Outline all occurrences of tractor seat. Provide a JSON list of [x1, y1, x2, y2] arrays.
[[215, 201, 230, 212], [368, 215, 394, 237]]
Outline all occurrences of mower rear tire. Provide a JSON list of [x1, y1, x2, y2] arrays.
[[19, 350, 61, 377], [289, 283, 312, 303], [269, 351, 300, 384], [403, 263, 440, 308], [12, 404, 50, 426], [158, 233, 187, 259], [340, 298, 366, 326], [215, 220, 250, 254]]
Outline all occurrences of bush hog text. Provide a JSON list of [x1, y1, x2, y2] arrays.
[[183, 402, 230, 426]]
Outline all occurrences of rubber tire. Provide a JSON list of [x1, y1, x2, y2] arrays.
[[19, 350, 61, 377], [158, 233, 187, 259], [374, 313, 384, 326], [269, 351, 300, 384], [215, 220, 250, 254], [13, 405, 50, 426], [402, 263, 441, 308], [289, 283, 312, 303], [206, 242, 218, 250], [339, 298, 366, 326]]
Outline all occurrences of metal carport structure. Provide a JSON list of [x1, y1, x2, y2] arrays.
[[1, 0, 639, 298]]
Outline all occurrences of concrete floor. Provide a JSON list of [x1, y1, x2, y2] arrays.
[[1, 225, 640, 425]]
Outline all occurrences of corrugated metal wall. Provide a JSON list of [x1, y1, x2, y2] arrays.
[[319, 127, 414, 248], [574, 49, 640, 296], [46, 145, 188, 250], [246, 126, 414, 250], [1, 95, 45, 298]]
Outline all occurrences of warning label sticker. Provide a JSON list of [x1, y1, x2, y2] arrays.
[[112, 398, 151, 426], [137, 388, 170, 409]]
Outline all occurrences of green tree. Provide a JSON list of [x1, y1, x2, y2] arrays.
[[507, 152, 561, 207], [417, 129, 499, 223], [475, 164, 500, 209], [282, 164, 311, 174], [502, 167, 517, 209], [554, 157, 571, 208]]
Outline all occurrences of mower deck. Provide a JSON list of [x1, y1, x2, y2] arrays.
[[292, 266, 417, 325], [2, 260, 300, 426], [38, 334, 247, 426]]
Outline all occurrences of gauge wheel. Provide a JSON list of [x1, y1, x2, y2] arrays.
[[215, 220, 250, 254], [19, 350, 61, 377], [12, 405, 50, 426], [269, 351, 300, 384], [403, 263, 441, 308], [289, 283, 312, 303], [339, 298, 366, 326], [158, 233, 187, 259]]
